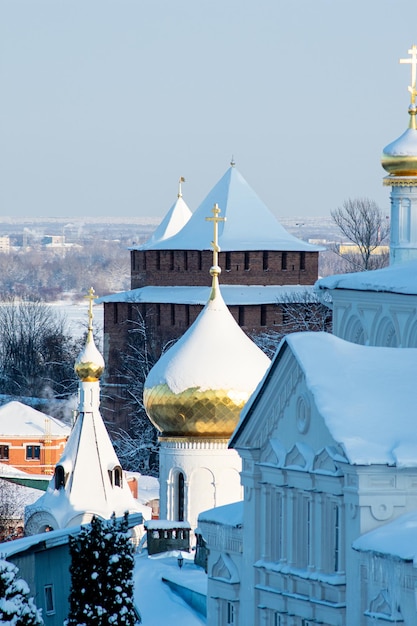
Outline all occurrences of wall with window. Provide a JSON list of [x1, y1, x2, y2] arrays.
[[0, 437, 67, 475]]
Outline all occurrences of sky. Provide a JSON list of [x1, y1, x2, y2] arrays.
[[1, 0, 417, 220]]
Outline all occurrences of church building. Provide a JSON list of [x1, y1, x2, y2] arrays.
[[198, 44, 417, 626], [99, 164, 323, 430]]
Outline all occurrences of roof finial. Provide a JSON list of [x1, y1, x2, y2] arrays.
[[205, 204, 226, 298], [178, 176, 185, 198], [400, 45, 417, 110], [84, 286, 98, 332], [230, 155, 236, 167]]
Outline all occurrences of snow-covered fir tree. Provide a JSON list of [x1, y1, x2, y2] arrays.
[[0, 558, 43, 626], [66, 514, 138, 626]]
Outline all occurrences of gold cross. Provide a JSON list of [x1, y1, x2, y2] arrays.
[[400, 44, 417, 106], [205, 204, 226, 267], [84, 286, 98, 331]]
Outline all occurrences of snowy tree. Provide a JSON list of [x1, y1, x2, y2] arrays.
[[251, 289, 332, 358], [66, 514, 139, 626], [331, 197, 390, 271], [0, 558, 43, 625]]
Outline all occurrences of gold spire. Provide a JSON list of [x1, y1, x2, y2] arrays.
[[74, 287, 104, 382], [178, 176, 185, 198], [205, 204, 226, 299], [230, 155, 236, 167], [400, 44, 417, 129]]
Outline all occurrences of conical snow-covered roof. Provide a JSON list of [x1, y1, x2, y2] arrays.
[[143, 205, 271, 438], [145, 194, 192, 247], [139, 166, 322, 252]]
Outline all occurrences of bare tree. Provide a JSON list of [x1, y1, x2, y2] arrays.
[[111, 308, 160, 476], [0, 298, 79, 402], [250, 289, 332, 358], [331, 198, 389, 271]]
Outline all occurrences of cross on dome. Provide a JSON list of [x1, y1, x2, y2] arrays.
[[84, 286, 98, 331], [178, 176, 185, 198], [400, 44, 417, 106], [205, 203, 226, 270]]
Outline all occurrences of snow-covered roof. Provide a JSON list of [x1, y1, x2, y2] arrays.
[[136, 166, 323, 252], [144, 195, 192, 246], [198, 501, 243, 527], [233, 332, 417, 467], [316, 260, 417, 295], [98, 284, 317, 306], [353, 510, 417, 563], [0, 401, 70, 438], [145, 285, 270, 396]]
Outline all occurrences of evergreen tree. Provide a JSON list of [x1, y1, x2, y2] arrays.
[[66, 514, 139, 626], [0, 558, 43, 625]]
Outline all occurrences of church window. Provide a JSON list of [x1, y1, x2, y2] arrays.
[[260, 305, 267, 327], [26, 445, 40, 460], [263, 251, 269, 270], [244, 252, 250, 270], [300, 251, 306, 270], [55, 465, 66, 489], [238, 306, 245, 326], [177, 472, 185, 521], [44, 585, 55, 615], [0, 445, 9, 460], [225, 252, 231, 271], [281, 252, 288, 270], [294, 493, 311, 569], [227, 602, 235, 625]]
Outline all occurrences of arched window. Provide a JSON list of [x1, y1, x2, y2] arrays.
[[54, 465, 66, 490], [177, 472, 185, 522]]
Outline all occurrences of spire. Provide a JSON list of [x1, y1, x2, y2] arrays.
[[178, 176, 185, 198], [74, 287, 104, 383], [400, 44, 417, 129], [230, 155, 236, 167], [205, 203, 226, 299]]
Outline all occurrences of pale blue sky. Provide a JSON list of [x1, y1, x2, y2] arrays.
[[0, 0, 416, 219]]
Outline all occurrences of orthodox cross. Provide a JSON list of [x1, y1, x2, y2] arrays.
[[205, 203, 226, 268], [400, 44, 417, 106], [178, 176, 185, 198], [84, 286, 98, 331]]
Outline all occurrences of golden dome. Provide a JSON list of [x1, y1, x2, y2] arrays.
[[143, 204, 270, 439], [381, 108, 417, 176], [74, 287, 105, 382]]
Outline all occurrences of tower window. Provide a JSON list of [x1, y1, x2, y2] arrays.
[[300, 251, 306, 270], [44, 585, 55, 615], [143, 251, 147, 270], [225, 252, 231, 271], [170, 251, 175, 271], [171, 304, 176, 326], [156, 251, 161, 271], [244, 252, 250, 270], [55, 465, 66, 489], [184, 251, 188, 271], [263, 251, 269, 270], [260, 305, 267, 326], [156, 304, 161, 326], [281, 252, 287, 270], [0, 445, 9, 460], [238, 306, 245, 326], [185, 304, 190, 327], [113, 303, 118, 324], [198, 251, 202, 271]]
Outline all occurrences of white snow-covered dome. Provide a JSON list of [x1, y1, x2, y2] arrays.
[[143, 278, 271, 438]]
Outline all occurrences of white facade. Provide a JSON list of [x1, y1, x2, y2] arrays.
[[389, 183, 417, 264], [159, 439, 242, 532]]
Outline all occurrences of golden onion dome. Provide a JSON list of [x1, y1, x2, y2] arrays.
[[381, 107, 417, 176], [74, 287, 105, 382], [143, 204, 271, 439], [382, 46, 417, 177]]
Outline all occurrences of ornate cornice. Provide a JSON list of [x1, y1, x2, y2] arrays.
[[383, 175, 417, 187]]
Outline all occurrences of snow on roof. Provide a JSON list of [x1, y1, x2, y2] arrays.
[[198, 501, 243, 527], [145, 286, 270, 395], [0, 401, 70, 437], [316, 260, 417, 295], [98, 284, 316, 306], [134, 552, 206, 625], [144, 196, 192, 246], [137, 166, 323, 252], [353, 510, 417, 563], [286, 332, 417, 466], [383, 127, 417, 156]]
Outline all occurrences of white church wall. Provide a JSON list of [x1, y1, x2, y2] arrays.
[[331, 289, 417, 347]]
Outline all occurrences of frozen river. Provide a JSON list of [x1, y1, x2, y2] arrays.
[[49, 302, 104, 340]]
